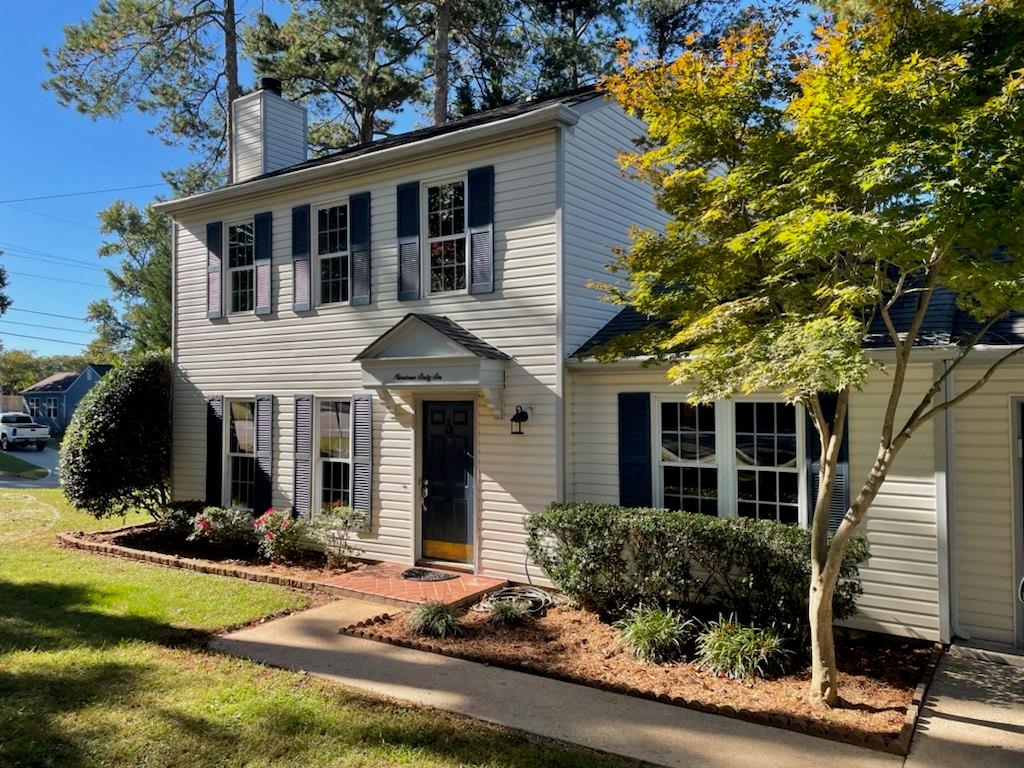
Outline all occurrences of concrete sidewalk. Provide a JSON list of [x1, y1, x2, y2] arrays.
[[906, 654, 1024, 768], [211, 600, 897, 768]]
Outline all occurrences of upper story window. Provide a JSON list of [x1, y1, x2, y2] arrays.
[[317, 203, 349, 305], [425, 179, 467, 294], [655, 399, 804, 525], [227, 220, 255, 313]]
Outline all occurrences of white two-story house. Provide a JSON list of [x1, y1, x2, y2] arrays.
[[157, 79, 1024, 655]]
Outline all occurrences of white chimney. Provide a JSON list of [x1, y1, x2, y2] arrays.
[[230, 77, 308, 184]]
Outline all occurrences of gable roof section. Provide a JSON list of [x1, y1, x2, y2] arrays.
[[572, 301, 1024, 359], [155, 86, 602, 216], [354, 313, 511, 361], [23, 363, 114, 394]]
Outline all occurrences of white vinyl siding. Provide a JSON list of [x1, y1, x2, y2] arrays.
[[561, 99, 668, 354], [952, 362, 1022, 646], [568, 364, 942, 641], [172, 131, 559, 581]]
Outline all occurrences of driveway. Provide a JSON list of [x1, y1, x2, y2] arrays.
[[0, 445, 60, 488]]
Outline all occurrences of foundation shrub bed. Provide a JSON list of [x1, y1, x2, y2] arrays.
[[614, 605, 697, 662], [525, 502, 869, 643], [154, 499, 206, 538], [189, 506, 256, 549]]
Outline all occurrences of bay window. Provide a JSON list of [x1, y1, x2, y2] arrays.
[[655, 398, 805, 524]]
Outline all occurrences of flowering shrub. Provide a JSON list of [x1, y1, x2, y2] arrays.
[[313, 503, 364, 569], [188, 506, 255, 549], [254, 508, 308, 563]]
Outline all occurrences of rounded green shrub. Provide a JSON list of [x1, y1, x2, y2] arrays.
[[488, 599, 531, 628], [60, 352, 171, 518], [614, 605, 697, 662], [408, 601, 461, 638], [254, 508, 309, 563], [156, 499, 205, 539], [188, 506, 255, 549], [696, 616, 790, 679]]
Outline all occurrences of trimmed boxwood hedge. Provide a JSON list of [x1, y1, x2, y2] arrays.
[[525, 502, 868, 644]]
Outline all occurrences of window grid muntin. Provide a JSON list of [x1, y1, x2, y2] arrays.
[[46, 397, 58, 419], [318, 399, 352, 514], [316, 204, 349, 305], [734, 402, 800, 524], [227, 221, 255, 313], [659, 402, 718, 516], [227, 399, 256, 509], [425, 180, 467, 294]]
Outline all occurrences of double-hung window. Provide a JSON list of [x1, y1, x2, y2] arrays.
[[227, 220, 255, 313], [659, 402, 718, 515], [227, 399, 256, 509], [656, 399, 804, 525], [425, 179, 467, 294], [318, 400, 352, 513], [28, 400, 38, 418], [316, 203, 349, 305], [45, 397, 58, 420]]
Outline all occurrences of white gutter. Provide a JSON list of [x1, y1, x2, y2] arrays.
[[154, 103, 582, 217]]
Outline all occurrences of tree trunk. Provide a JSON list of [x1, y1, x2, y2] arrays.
[[223, 0, 240, 182], [809, 566, 839, 706], [433, 0, 450, 125]]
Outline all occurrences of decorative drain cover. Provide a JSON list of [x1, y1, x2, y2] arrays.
[[401, 567, 458, 582]]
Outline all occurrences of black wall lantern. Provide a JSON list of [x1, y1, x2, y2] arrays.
[[510, 405, 529, 435]]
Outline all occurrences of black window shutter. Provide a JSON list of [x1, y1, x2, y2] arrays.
[[205, 396, 223, 505], [351, 393, 373, 531], [206, 222, 223, 319], [349, 192, 371, 306], [254, 211, 273, 315], [618, 392, 653, 507], [806, 393, 850, 533], [397, 181, 420, 301], [254, 394, 274, 513], [467, 165, 494, 295], [293, 394, 313, 518], [292, 205, 311, 312]]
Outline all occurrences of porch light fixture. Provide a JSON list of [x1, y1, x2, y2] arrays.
[[510, 405, 529, 435]]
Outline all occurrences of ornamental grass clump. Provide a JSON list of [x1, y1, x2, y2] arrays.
[[254, 508, 309, 563], [614, 605, 697, 663], [188, 506, 255, 549], [408, 601, 461, 638], [697, 615, 790, 680], [488, 599, 531, 628]]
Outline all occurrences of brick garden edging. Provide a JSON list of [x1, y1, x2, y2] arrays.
[[341, 614, 946, 756], [57, 529, 343, 595]]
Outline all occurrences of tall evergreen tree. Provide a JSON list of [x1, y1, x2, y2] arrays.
[[525, 0, 626, 93], [248, 0, 423, 148], [44, 0, 241, 182]]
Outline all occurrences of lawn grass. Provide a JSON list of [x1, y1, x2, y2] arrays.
[[0, 490, 630, 768], [0, 452, 49, 480]]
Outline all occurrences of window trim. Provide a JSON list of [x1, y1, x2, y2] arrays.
[[224, 217, 255, 315], [223, 397, 257, 510], [313, 201, 351, 307], [45, 396, 58, 420], [314, 397, 354, 516], [651, 395, 808, 526], [421, 173, 469, 296]]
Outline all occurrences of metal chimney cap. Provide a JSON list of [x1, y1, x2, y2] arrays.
[[259, 76, 282, 95]]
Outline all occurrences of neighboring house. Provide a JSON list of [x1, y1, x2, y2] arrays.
[[156, 78, 1024, 655], [22, 364, 113, 433]]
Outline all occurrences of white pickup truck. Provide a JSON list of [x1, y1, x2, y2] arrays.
[[0, 412, 50, 451]]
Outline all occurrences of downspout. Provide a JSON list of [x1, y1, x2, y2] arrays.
[[939, 358, 970, 641]]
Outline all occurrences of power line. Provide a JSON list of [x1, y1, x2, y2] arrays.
[[3, 204, 97, 231], [3, 251, 105, 273], [8, 307, 87, 322], [0, 183, 165, 205], [0, 330, 87, 348], [5, 270, 107, 288], [0, 319, 93, 336], [0, 241, 99, 268]]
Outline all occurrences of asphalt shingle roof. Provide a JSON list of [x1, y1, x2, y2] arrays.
[[23, 364, 114, 394], [354, 313, 511, 361]]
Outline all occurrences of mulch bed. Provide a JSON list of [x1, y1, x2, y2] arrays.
[[345, 606, 944, 755], [59, 523, 365, 593]]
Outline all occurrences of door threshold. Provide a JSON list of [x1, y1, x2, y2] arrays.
[[416, 559, 475, 574]]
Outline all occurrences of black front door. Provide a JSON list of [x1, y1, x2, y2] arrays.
[[421, 401, 474, 563]]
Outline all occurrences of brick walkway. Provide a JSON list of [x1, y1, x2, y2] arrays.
[[318, 562, 505, 607]]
